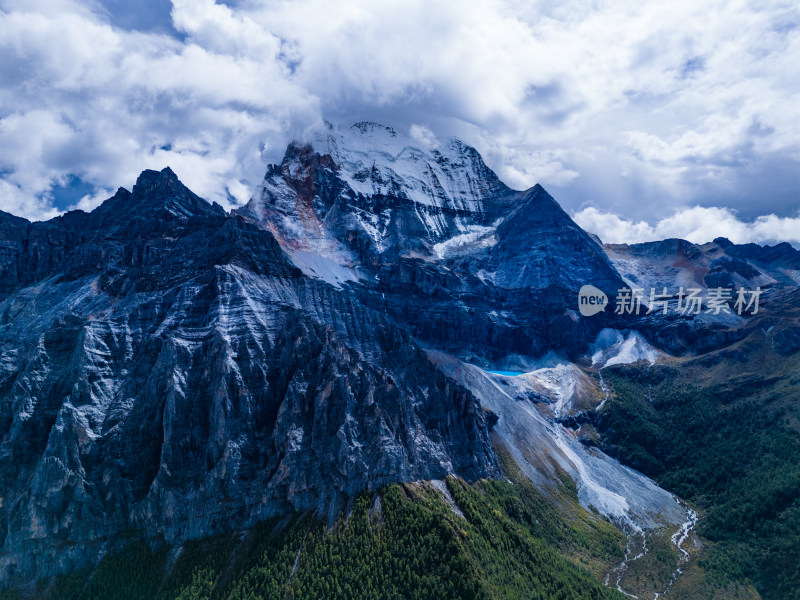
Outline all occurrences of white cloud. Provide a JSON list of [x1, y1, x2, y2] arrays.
[[409, 124, 439, 150], [573, 205, 800, 246], [0, 179, 61, 221], [0, 1, 319, 219], [71, 187, 116, 213], [0, 0, 798, 227]]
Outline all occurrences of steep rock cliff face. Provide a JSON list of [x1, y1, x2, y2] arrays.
[[0, 168, 497, 584]]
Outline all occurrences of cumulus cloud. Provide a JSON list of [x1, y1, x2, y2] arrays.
[[573, 206, 800, 247], [0, 0, 319, 218], [0, 0, 798, 227], [409, 125, 439, 150]]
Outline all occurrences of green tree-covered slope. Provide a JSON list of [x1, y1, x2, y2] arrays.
[[597, 330, 800, 600], [5, 453, 626, 600]]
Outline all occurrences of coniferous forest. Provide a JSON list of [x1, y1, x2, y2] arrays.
[[2, 453, 626, 600]]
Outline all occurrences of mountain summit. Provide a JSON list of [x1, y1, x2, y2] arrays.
[[240, 122, 516, 265], [0, 126, 633, 585]]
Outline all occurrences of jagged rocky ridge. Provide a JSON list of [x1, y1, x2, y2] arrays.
[[604, 236, 800, 355], [0, 167, 497, 583]]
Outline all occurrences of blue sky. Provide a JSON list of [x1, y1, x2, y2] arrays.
[[1, 0, 799, 245]]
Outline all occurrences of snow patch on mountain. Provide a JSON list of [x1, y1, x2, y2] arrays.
[[285, 249, 363, 288], [242, 122, 520, 267], [608, 253, 704, 293], [524, 362, 586, 418], [592, 329, 659, 368], [432, 225, 498, 259]]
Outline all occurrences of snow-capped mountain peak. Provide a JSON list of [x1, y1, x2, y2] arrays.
[[239, 122, 521, 269], [310, 121, 510, 213]]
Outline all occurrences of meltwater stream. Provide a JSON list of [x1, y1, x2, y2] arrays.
[[433, 343, 697, 599]]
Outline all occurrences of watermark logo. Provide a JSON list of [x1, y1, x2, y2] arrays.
[[578, 285, 609, 316], [578, 285, 763, 316]]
